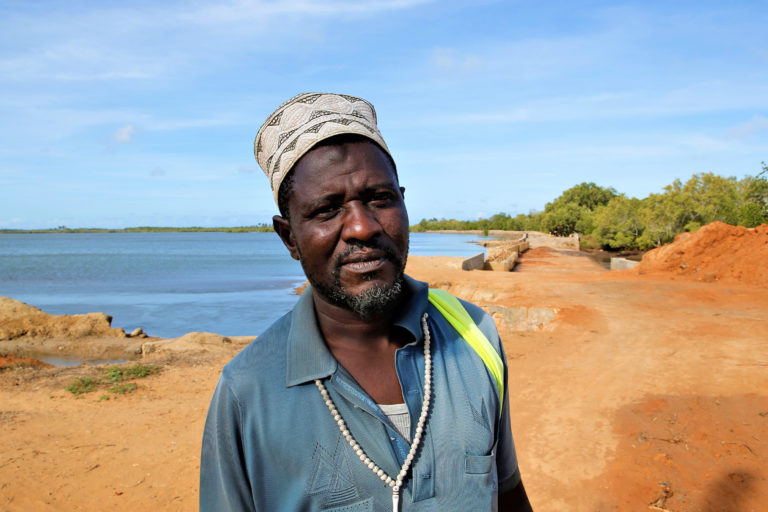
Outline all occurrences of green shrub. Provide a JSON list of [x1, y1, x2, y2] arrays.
[[66, 377, 98, 395], [104, 366, 123, 383], [109, 382, 137, 395], [124, 363, 159, 379], [66, 363, 160, 397], [103, 363, 159, 383], [578, 234, 601, 250]]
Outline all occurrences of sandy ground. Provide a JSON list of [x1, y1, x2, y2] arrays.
[[1, 249, 767, 511]]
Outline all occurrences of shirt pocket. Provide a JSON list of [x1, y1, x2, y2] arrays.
[[463, 452, 499, 497], [465, 453, 494, 474]]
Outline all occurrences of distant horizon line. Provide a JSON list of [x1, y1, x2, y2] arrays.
[[0, 226, 508, 234], [0, 225, 276, 234]]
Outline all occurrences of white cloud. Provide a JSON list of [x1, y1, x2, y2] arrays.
[[0, 0, 434, 84], [425, 30, 611, 83], [148, 117, 237, 131], [113, 124, 135, 143], [728, 115, 768, 138], [187, 0, 433, 23], [430, 48, 485, 73], [417, 81, 768, 127]]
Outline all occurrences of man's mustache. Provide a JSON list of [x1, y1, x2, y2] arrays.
[[333, 241, 401, 270]]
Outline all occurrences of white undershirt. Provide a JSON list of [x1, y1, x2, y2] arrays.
[[378, 403, 411, 441]]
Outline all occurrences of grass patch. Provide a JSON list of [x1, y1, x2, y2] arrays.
[[109, 382, 137, 395], [66, 377, 98, 395], [104, 366, 123, 383], [104, 363, 159, 383], [65, 363, 160, 396], [123, 363, 160, 379]]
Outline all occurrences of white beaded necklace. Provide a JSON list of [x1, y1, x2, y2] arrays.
[[314, 312, 432, 512]]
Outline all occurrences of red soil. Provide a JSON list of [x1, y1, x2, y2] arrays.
[[523, 247, 558, 258], [637, 222, 768, 286], [0, 354, 54, 370]]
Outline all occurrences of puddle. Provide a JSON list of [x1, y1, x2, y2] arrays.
[[581, 250, 645, 270]]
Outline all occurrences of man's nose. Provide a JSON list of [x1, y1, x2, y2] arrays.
[[341, 202, 383, 241]]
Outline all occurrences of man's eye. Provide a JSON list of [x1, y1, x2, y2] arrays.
[[312, 205, 339, 218], [370, 193, 394, 206]]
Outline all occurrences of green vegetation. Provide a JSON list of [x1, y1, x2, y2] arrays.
[[65, 363, 160, 396], [106, 363, 160, 381], [412, 163, 768, 251], [109, 382, 137, 394], [0, 225, 274, 234], [66, 376, 98, 395]]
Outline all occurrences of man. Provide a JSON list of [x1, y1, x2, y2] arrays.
[[200, 93, 532, 511]]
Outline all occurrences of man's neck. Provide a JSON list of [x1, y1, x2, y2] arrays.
[[311, 288, 412, 404], [310, 288, 407, 352]]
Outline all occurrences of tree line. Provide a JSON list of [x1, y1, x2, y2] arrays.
[[411, 163, 768, 251]]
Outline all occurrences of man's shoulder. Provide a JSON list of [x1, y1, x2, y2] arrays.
[[220, 309, 293, 386], [445, 294, 503, 352]]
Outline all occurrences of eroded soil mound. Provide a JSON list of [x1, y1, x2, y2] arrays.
[[637, 222, 768, 286], [0, 297, 127, 340], [141, 332, 253, 358], [0, 353, 54, 370]]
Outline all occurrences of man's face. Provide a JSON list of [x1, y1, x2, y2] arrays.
[[274, 140, 409, 318]]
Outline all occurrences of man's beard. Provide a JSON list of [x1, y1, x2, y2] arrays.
[[302, 241, 407, 320]]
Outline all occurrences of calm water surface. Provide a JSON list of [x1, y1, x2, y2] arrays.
[[0, 232, 487, 338]]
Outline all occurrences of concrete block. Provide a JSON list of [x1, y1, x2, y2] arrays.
[[610, 257, 640, 271], [486, 253, 518, 271], [487, 261, 507, 271], [461, 253, 486, 271]]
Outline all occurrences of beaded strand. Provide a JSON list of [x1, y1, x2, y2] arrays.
[[314, 312, 432, 512]]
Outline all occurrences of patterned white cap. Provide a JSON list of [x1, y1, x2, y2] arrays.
[[254, 93, 391, 204]]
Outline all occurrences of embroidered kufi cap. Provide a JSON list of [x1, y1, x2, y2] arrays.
[[254, 92, 392, 204]]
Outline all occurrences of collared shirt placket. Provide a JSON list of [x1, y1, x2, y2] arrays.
[[325, 334, 437, 506]]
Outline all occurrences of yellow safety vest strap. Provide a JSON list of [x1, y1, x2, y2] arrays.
[[427, 289, 505, 414]]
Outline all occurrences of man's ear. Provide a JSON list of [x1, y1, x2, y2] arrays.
[[273, 215, 300, 261]]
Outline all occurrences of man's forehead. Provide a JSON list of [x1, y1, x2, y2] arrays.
[[292, 140, 397, 189]]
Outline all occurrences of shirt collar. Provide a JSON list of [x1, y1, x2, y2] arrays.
[[285, 274, 429, 388], [392, 275, 429, 341]]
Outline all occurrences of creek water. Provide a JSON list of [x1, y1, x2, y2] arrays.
[[0, 231, 489, 339]]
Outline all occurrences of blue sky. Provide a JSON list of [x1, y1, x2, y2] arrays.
[[1, 0, 766, 229]]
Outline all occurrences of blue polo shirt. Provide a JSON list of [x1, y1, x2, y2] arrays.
[[200, 276, 520, 511]]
